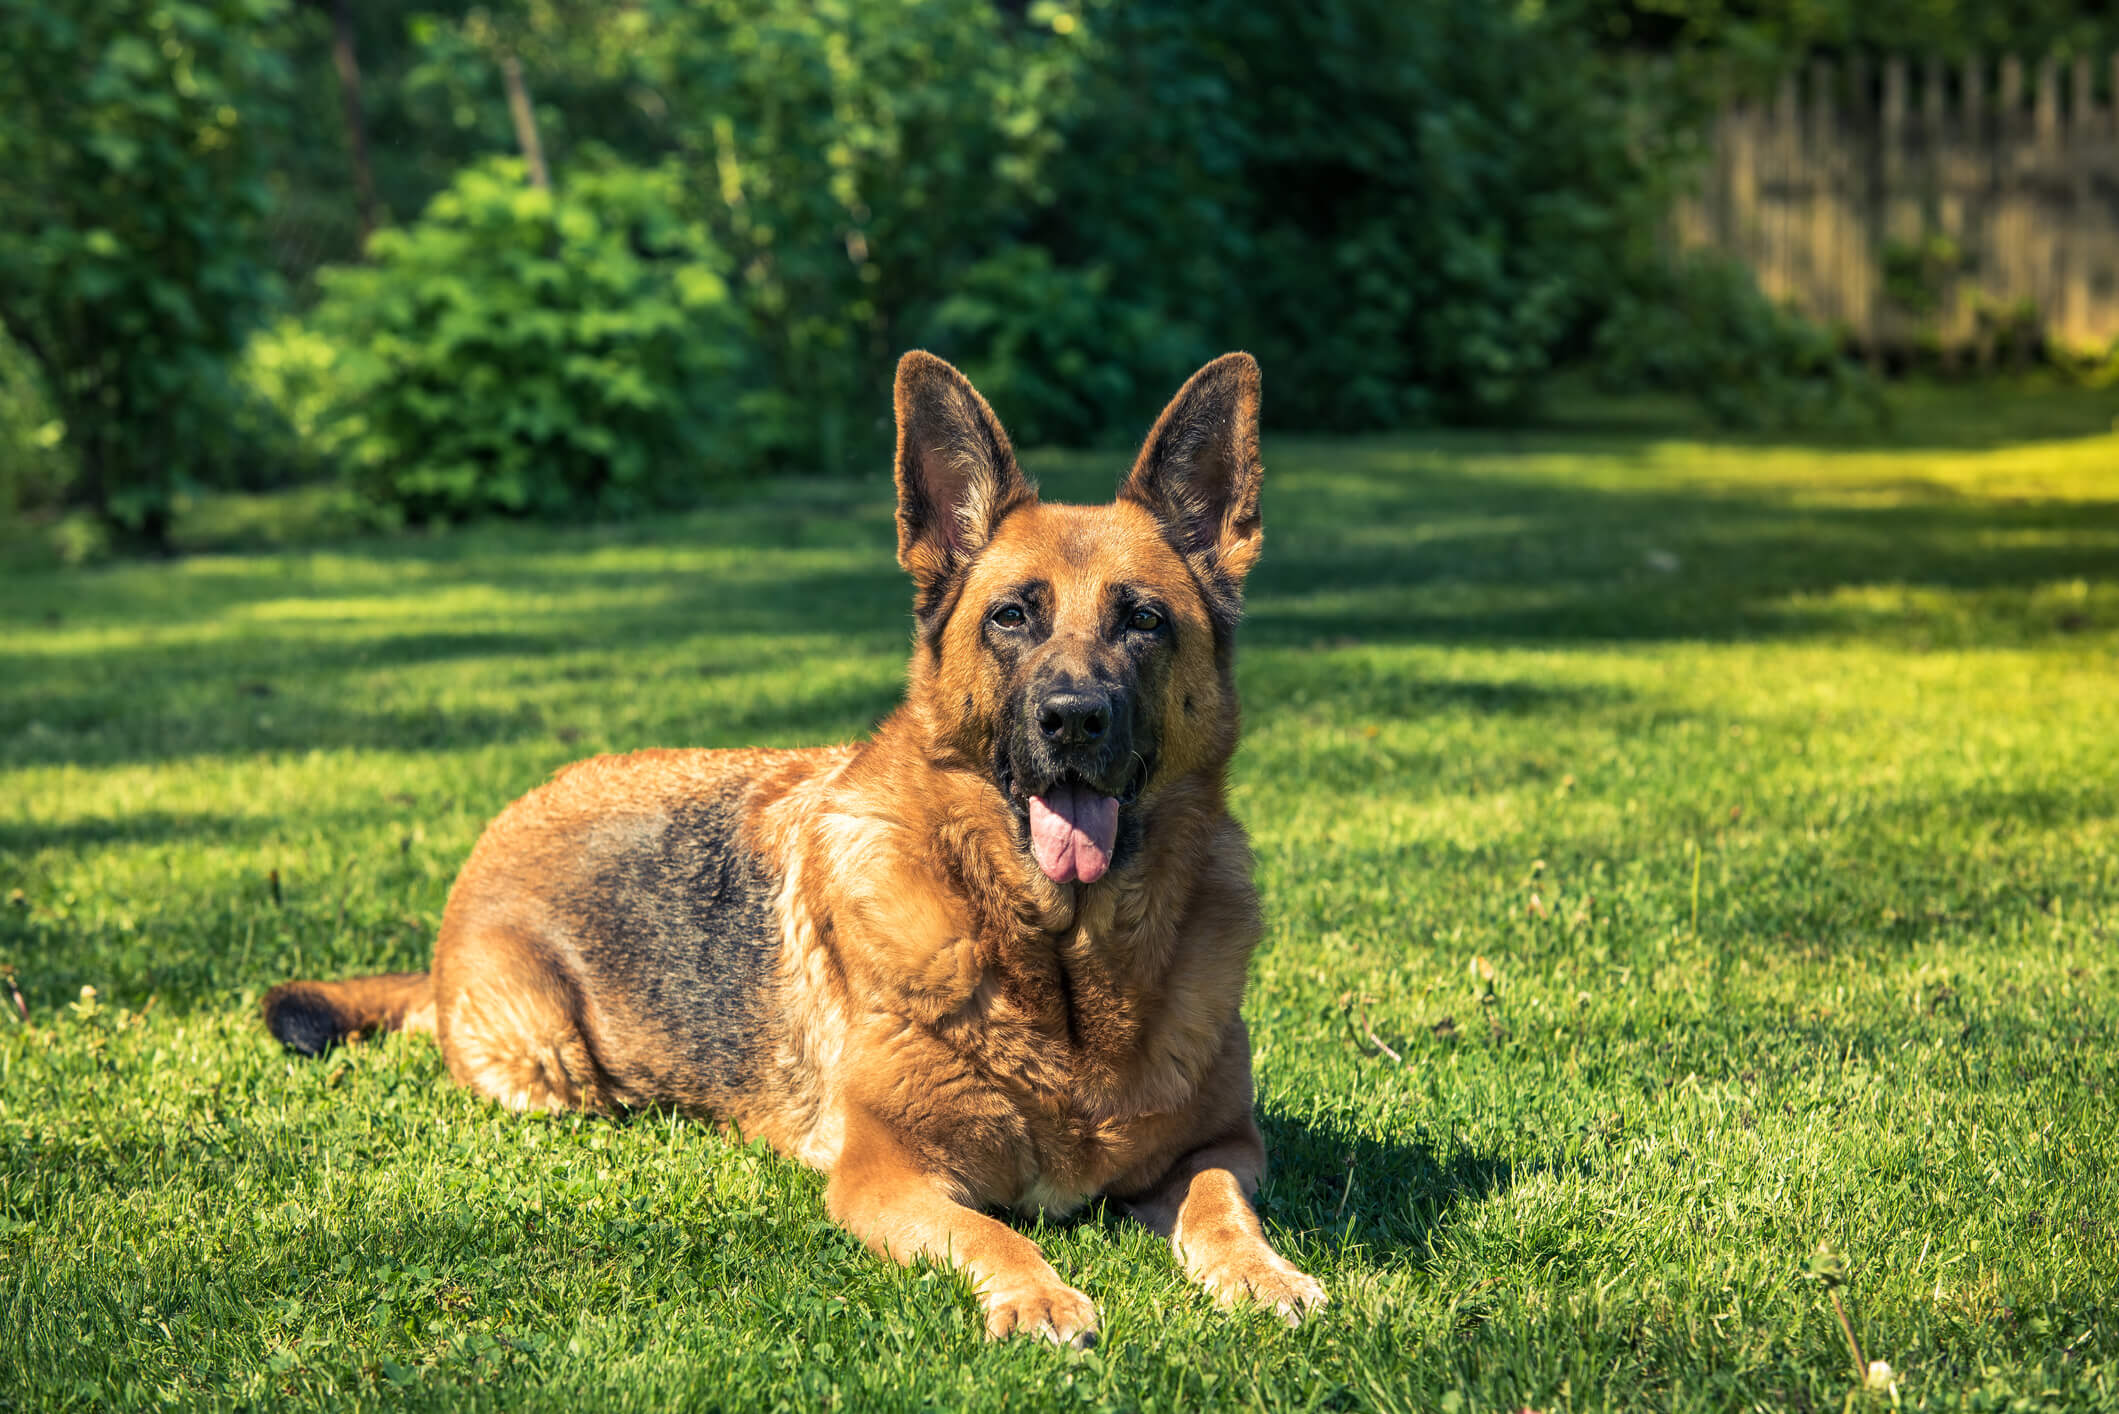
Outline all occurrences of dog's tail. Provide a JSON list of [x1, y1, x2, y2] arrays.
[[261, 972, 435, 1057]]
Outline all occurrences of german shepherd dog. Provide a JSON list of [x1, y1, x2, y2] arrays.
[[262, 351, 1324, 1344]]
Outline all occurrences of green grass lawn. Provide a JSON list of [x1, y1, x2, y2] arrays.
[[4, 386, 2118, 1411]]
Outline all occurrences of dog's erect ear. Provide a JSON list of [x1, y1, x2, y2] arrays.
[[1120, 353, 1264, 613], [894, 351, 1035, 606]]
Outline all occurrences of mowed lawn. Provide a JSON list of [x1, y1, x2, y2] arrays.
[[4, 387, 2117, 1412]]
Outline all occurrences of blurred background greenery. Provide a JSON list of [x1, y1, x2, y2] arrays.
[[4, 0, 2118, 554]]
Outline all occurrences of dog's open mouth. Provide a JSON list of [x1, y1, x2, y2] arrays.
[[1001, 758, 1150, 884]]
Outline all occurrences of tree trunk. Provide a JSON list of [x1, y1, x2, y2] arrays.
[[326, 0, 378, 241], [500, 53, 551, 191]]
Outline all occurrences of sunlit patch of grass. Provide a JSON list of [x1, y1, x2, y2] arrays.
[[3, 384, 2117, 1410]]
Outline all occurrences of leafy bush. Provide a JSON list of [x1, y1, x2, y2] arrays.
[[2064, 335, 2119, 391], [266, 157, 756, 521], [1593, 252, 1880, 428], [0, 0, 289, 545], [914, 247, 1208, 449], [0, 333, 71, 517]]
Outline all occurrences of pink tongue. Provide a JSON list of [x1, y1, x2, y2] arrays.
[[1027, 783, 1120, 884]]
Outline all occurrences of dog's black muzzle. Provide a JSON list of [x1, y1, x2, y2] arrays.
[[996, 677, 1151, 808]]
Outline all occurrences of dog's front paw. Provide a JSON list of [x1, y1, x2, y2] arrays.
[[982, 1281, 1099, 1347], [1196, 1250, 1328, 1325]]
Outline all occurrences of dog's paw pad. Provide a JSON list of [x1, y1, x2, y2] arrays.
[[982, 1283, 1099, 1347]]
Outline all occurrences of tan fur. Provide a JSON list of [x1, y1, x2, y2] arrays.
[[263, 353, 1322, 1343]]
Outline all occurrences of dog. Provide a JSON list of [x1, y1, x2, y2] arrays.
[[262, 351, 1325, 1344]]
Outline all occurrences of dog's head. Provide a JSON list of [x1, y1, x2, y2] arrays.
[[893, 351, 1264, 885]]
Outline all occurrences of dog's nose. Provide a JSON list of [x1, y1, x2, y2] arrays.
[[1037, 690, 1110, 746]]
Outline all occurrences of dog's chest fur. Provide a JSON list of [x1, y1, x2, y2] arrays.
[[664, 711, 1262, 1222], [874, 866, 1249, 1213]]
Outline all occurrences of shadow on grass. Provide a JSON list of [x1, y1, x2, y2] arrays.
[[2, 443, 2112, 776], [0, 671, 910, 774], [0, 560, 913, 769], [1244, 459, 2119, 648], [1242, 661, 1636, 729], [1530, 377, 2119, 451], [1257, 1108, 1517, 1265], [0, 808, 304, 857], [1053, 1107, 1520, 1270]]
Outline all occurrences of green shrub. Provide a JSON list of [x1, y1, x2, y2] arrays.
[[0, 0, 289, 546], [268, 157, 757, 522], [913, 247, 1209, 448], [1593, 252, 1881, 428], [0, 332, 72, 517], [2070, 337, 2119, 391]]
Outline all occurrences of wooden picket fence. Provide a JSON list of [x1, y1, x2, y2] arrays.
[[1674, 54, 2119, 360]]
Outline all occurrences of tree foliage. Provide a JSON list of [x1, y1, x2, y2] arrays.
[[1017, 0, 1695, 434], [1567, 0, 2119, 64], [621, 0, 1082, 471], [0, 0, 289, 543], [7, 0, 1901, 529]]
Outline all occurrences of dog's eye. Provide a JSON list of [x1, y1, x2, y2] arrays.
[[1126, 608, 1163, 633], [990, 605, 1026, 628]]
